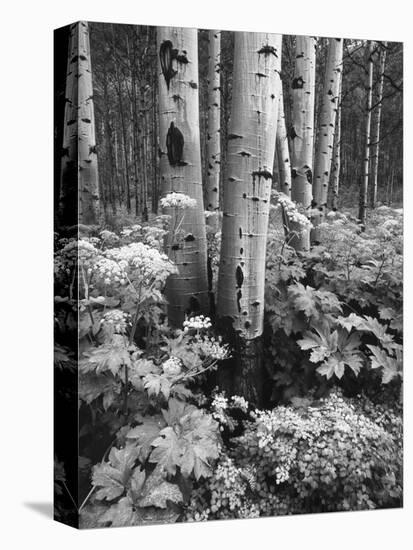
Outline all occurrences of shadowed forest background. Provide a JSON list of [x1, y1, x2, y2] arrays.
[[54, 25, 402, 221], [54, 23, 403, 529]]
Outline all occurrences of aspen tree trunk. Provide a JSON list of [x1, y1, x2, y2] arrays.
[[330, 77, 342, 211], [152, 76, 160, 214], [370, 43, 387, 208], [289, 36, 316, 251], [217, 32, 281, 405], [77, 22, 100, 225], [126, 33, 140, 217], [102, 63, 117, 216], [276, 89, 292, 197], [312, 38, 343, 242], [157, 27, 208, 326], [206, 30, 221, 231], [112, 26, 131, 213], [59, 22, 100, 226], [59, 23, 79, 227], [359, 41, 374, 226]]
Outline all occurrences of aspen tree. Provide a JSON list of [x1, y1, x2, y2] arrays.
[[206, 30, 221, 231], [157, 27, 208, 326], [217, 32, 281, 404], [331, 78, 342, 211], [276, 89, 292, 197], [370, 42, 387, 208], [359, 41, 374, 226], [60, 22, 100, 226], [312, 38, 343, 241], [289, 36, 316, 251]]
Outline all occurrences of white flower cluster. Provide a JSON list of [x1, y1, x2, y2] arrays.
[[93, 257, 127, 286], [196, 334, 230, 361], [101, 309, 131, 334], [160, 192, 197, 210], [273, 464, 291, 485], [100, 230, 120, 246], [211, 393, 229, 424], [231, 395, 249, 412], [162, 356, 182, 376], [142, 226, 167, 250], [238, 501, 260, 519], [215, 458, 246, 511], [120, 225, 142, 240], [56, 239, 99, 277], [212, 393, 228, 410], [274, 191, 312, 229], [382, 218, 399, 230], [253, 406, 315, 450], [54, 255, 70, 277], [183, 315, 212, 332], [106, 242, 177, 284], [64, 239, 99, 262], [211, 392, 247, 425]]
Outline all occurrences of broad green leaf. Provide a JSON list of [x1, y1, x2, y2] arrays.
[[150, 427, 184, 476], [162, 398, 197, 427], [79, 373, 120, 405], [126, 415, 164, 462], [289, 283, 319, 318], [84, 334, 131, 376], [99, 496, 137, 527], [129, 467, 146, 502], [92, 445, 139, 501], [138, 470, 182, 508]]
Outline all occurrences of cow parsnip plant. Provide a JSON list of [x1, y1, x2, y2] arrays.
[[54, 219, 230, 528], [264, 206, 402, 402]]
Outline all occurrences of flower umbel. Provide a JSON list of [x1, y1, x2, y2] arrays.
[[160, 192, 197, 210]]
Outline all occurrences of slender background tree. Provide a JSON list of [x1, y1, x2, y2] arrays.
[[289, 36, 316, 251]]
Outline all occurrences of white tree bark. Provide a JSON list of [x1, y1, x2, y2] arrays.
[[370, 43, 387, 208], [359, 41, 374, 226], [312, 38, 343, 241], [60, 22, 100, 226], [157, 27, 208, 326], [289, 36, 316, 251], [206, 30, 221, 231], [217, 32, 281, 340], [330, 77, 342, 211], [276, 88, 291, 197]]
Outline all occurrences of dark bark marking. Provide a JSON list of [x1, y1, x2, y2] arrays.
[[257, 45, 278, 57], [236, 289, 242, 313], [252, 169, 272, 180], [166, 122, 184, 166], [159, 40, 178, 90], [292, 76, 304, 89], [236, 265, 244, 288]]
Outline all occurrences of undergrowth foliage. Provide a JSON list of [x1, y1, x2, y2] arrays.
[[54, 201, 403, 526], [265, 202, 402, 402]]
